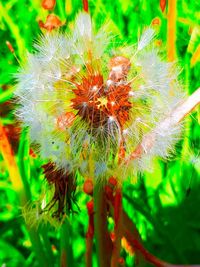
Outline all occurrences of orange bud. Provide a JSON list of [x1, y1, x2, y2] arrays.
[[188, 27, 193, 35], [155, 39, 162, 47], [42, 0, 56, 10], [83, 179, 93, 195], [6, 41, 14, 53], [151, 17, 161, 26], [39, 14, 63, 32], [51, 244, 57, 252]]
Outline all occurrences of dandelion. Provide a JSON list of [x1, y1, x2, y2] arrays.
[[15, 12, 185, 216]]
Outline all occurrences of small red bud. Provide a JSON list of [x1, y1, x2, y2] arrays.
[[110, 232, 115, 242], [151, 17, 161, 26], [86, 200, 94, 215], [108, 176, 117, 187], [6, 41, 14, 53], [83, 179, 93, 195], [118, 257, 125, 265], [29, 148, 37, 158]]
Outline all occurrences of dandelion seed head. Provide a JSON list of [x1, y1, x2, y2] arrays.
[[15, 12, 184, 181]]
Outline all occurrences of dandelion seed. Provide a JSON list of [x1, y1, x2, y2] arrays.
[[15, 11, 184, 209]]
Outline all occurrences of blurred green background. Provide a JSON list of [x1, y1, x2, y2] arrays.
[[0, 0, 200, 266]]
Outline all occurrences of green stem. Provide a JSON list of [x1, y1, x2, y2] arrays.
[[181, 53, 191, 158], [40, 225, 55, 266], [28, 228, 50, 267], [93, 184, 112, 267], [60, 218, 74, 267]]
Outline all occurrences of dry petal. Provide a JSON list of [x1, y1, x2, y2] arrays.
[[39, 14, 63, 32]]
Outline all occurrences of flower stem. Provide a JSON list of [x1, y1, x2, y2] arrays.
[[0, 2, 26, 60], [111, 187, 123, 267], [86, 200, 94, 267], [60, 218, 74, 267], [93, 183, 112, 267]]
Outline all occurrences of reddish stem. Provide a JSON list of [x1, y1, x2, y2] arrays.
[[86, 200, 94, 267], [94, 185, 112, 267], [111, 187, 123, 267]]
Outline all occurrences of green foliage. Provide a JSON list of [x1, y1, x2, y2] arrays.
[[0, 0, 199, 266]]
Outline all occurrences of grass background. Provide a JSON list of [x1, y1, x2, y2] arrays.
[[0, 0, 200, 266]]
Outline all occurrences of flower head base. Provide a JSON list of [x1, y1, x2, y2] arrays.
[[15, 12, 184, 181]]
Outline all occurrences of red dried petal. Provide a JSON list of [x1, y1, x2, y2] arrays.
[[39, 14, 63, 32], [29, 148, 37, 158]]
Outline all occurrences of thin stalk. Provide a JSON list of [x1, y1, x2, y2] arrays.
[[0, 2, 26, 60], [93, 184, 112, 267], [40, 225, 55, 265], [167, 0, 177, 61], [181, 53, 191, 159], [28, 229, 50, 267]]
